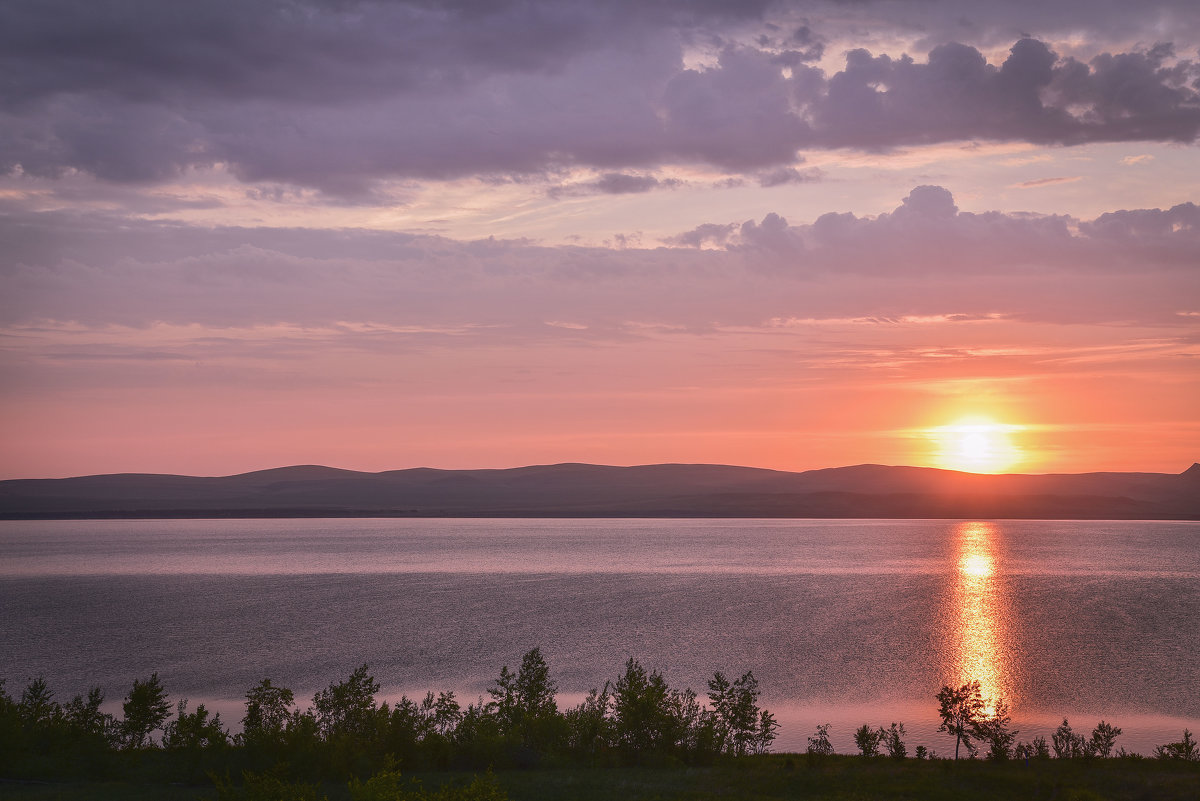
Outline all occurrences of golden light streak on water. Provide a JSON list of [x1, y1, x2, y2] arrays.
[[952, 521, 1013, 713]]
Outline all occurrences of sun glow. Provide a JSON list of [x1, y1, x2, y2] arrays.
[[929, 416, 1024, 473]]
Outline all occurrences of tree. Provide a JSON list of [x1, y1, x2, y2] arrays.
[[163, 699, 228, 750], [121, 673, 171, 749], [935, 681, 986, 760], [753, 709, 779, 755], [880, 722, 907, 759], [975, 697, 1017, 761], [488, 647, 561, 752], [806, 723, 833, 756], [241, 678, 296, 746], [313, 664, 379, 741], [612, 658, 690, 756], [1014, 735, 1050, 760], [854, 723, 882, 757], [1155, 729, 1199, 761], [1052, 718, 1086, 759], [707, 670, 764, 756], [18, 677, 60, 730], [1089, 721, 1122, 758], [564, 684, 612, 758]]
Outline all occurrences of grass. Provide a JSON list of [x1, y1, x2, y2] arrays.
[[3, 756, 1198, 801]]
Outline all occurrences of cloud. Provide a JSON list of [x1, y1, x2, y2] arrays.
[[3, 187, 1198, 336], [547, 172, 681, 198], [1012, 176, 1083, 188], [756, 167, 824, 187], [0, 1, 1196, 192]]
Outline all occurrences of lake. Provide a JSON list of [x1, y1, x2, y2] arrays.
[[2, 517, 1197, 755]]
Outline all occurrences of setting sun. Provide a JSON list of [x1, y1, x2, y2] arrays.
[[929, 417, 1025, 473]]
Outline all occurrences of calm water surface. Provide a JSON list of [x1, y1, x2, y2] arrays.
[[2, 518, 1197, 754]]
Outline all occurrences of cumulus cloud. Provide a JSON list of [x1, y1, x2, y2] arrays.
[[0, 1, 1197, 192]]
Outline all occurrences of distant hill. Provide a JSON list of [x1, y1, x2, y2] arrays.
[[1, 462, 1198, 520]]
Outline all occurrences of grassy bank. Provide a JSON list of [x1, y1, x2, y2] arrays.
[[4, 755, 1199, 801]]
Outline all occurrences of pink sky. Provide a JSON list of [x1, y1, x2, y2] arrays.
[[1, 0, 1198, 478]]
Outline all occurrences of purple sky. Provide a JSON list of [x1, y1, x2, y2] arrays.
[[2, 0, 1198, 478]]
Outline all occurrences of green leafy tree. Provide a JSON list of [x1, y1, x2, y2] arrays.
[[488, 647, 560, 752], [1088, 721, 1122, 758], [806, 723, 833, 756], [241, 678, 296, 746], [64, 687, 114, 741], [753, 709, 779, 755], [853, 723, 882, 757], [880, 722, 907, 759], [976, 697, 1017, 761], [707, 671, 765, 756], [163, 699, 228, 750], [313, 664, 379, 741], [18, 677, 61, 730], [611, 658, 684, 756], [1155, 729, 1199, 761], [1052, 718, 1086, 758], [121, 673, 172, 749], [935, 681, 986, 760], [564, 684, 613, 759], [1015, 734, 1050, 760]]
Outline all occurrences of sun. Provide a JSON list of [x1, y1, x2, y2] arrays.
[[929, 416, 1024, 473]]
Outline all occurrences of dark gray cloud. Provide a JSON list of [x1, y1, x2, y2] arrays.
[[0, 1, 1197, 191], [547, 172, 681, 198]]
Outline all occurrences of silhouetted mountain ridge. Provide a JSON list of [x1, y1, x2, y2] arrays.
[[1, 462, 1196, 519]]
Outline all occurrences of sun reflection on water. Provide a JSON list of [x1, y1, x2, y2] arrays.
[[952, 521, 1012, 712]]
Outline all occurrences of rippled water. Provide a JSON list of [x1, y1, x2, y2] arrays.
[[2, 518, 1197, 754]]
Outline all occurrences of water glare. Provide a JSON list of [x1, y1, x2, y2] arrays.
[[951, 521, 1011, 713]]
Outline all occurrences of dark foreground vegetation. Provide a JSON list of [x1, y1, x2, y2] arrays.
[[3, 650, 1197, 800]]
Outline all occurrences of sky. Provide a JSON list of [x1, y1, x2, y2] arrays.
[[1, 0, 1198, 479]]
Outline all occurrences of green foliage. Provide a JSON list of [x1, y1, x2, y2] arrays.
[[564, 684, 613, 759], [1089, 721, 1123, 758], [707, 671, 770, 756], [348, 759, 418, 801], [975, 698, 1017, 761], [19, 677, 61, 729], [880, 722, 907, 759], [1154, 729, 1199, 761], [806, 723, 833, 756], [214, 770, 327, 801], [854, 723, 882, 757], [65, 686, 116, 742], [488, 648, 562, 755], [433, 770, 508, 801], [1014, 734, 1050, 760], [1053, 718, 1088, 759], [935, 681, 985, 760], [314, 664, 380, 741], [612, 658, 693, 758], [121, 673, 172, 749], [348, 764, 507, 801], [241, 678, 295, 746], [163, 700, 228, 750]]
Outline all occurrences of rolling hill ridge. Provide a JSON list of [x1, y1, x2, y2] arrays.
[[1, 462, 1197, 519]]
